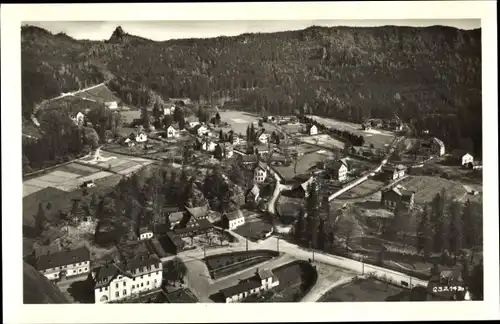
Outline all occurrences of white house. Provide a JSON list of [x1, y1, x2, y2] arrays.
[[223, 210, 245, 230], [105, 101, 118, 110], [451, 150, 474, 167], [166, 126, 180, 138], [92, 253, 163, 304], [328, 159, 348, 182], [253, 165, 267, 183], [36, 247, 91, 281], [421, 137, 446, 156], [258, 133, 271, 144], [196, 125, 210, 137], [137, 226, 154, 240], [202, 140, 217, 152], [221, 268, 279, 303], [135, 133, 148, 143], [232, 136, 241, 145], [124, 138, 135, 147], [71, 112, 85, 126], [382, 164, 407, 181], [308, 125, 318, 135]]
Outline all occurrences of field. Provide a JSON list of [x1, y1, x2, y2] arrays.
[[299, 134, 345, 150], [318, 278, 405, 302], [233, 220, 273, 242], [398, 175, 469, 204], [218, 111, 262, 135], [337, 179, 384, 199], [308, 115, 395, 149], [274, 149, 334, 180], [78, 150, 155, 175]]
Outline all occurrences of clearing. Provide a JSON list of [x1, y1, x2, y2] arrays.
[[398, 175, 469, 204], [299, 134, 345, 150], [274, 149, 334, 180], [318, 277, 405, 302]]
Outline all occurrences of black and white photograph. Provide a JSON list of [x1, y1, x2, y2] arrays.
[[2, 2, 498, 323]]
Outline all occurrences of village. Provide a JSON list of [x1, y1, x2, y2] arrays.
[[22, 83, 482, 304]]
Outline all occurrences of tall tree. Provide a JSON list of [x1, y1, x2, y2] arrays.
[[306, 181, 320, 248], [35, 202, 46, 235], [141, 107, 150, 129]]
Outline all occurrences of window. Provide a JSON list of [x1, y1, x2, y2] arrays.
[[132, 285, 135, 289], [147, 281, 149, 285], [123, 289, 127, 296], [141, 283, 144, 287], [141, 275, 143, 279], [154, 279, 157, 284], [105, 287, 108, 291], [123, 281, 126, 286], [115, 292, 119, 298], [156, 271, 159, 275], [78, 269, 82, 273], [54, 273, 58, 277], [99, 288, 102, 292], [133, 278, 136, 281], [148, 274, 151, 277], [84, 268, 88, 271], [115, 283, 119, 289]]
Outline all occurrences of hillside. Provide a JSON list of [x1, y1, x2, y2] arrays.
[[23, 261, 70, 304], [21, 24, 482, 156]]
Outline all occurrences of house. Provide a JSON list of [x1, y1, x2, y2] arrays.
[[381, 186, 415, 210], [258, 132, 271, 144], [173, 218, 213, 238], [232, 136, 241, 145], [123, 138, 135, 147], [246, 184, 261, 203], [80, 180, 96, 188], [220, 268, 279, 303], [91, 252, 163, 304], [327, 159, 349, 182], [135, 132, 148, 143], [239, 154, 258, 165], [166, 125, 180, 139], [185, 115, 200, 128], [195, 125, 210, 137], [105, 101, 119, 110], [362, 124, 372, 131], [201, 139, 217, 152], [36, 247, 90, 281], [162, 231, 186, 254], [71, 112, 85, 126], [381, 164, 407, 181], [307, 124, 318, 135], [254, 145, 270, 157], [168, 211, 186, 229], [253, 165, 267, 183], [185, 205, 210, 222], [137, 226, 154, 241], [420, 137, 445, 156], [451, 150, 474, 167], [222, 209, 245, 230]]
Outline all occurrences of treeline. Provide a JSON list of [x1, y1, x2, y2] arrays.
[[22, 24, 482, 157], [299, 115, 365, 146]]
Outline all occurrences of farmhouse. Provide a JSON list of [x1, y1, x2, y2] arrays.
[[166, 125, 180, 138], [220, 268, 279, 303], [381, 186, 415, 210], [253, 165, 268, 183], [163, 231, 186, 254], [174, 218, 213, 238], [420, 137, 445, 156], [185, 204, 210, 222], [137, 226, 154, 241], [222, 209, 245, 230], [91, 252, 163, 304], [307, 124, 318, 135], [327, 159, 349, 182], [450, 150, 474, 167], [381, 164, 407, 181], [36, 247, 90, 281]]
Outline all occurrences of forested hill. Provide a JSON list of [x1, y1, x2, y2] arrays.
[[22, 24, 482, 156]]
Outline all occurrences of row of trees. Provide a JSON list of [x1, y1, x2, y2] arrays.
[[299, 115, 365, 147]]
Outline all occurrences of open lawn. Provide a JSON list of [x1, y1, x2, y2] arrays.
[[233, 220, 273, 242], [274, 149, 333, 180], [120, 110, 141, 125], [337, 179, 384, 199], [308, 115, 395, 149], [318, 278, 405, 302], [299, 134, 345, 150], [218, 111, 262, 135], [398, 175, 469, 204]]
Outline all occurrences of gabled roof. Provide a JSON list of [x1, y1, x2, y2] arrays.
[[224, 209, 244, 221], [220, 278, 262, 298], [249, 184, 260, 196], [432, 137, 445, 148], [328, 159, 348, 171], [165, 231, 185, 248], [169, 211, 186, 224], [185, 205, 209, 219], [36, 247, 90, 271], [257, 268, 273, 280], [384, 186, 414, 197]]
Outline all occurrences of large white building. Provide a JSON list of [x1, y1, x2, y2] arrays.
[[166, 126, 180, 138], [253, 165, 267, 183], [91, 253, 163, 304], [36, 247, 91, 281], [451, 150, 474, 167], [223, 209, 245, 230]]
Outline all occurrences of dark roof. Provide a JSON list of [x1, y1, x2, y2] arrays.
[[255, 145, 270, 152], [328, 159, 347, 171], [383, 164, 407, 172], [36, 247, 90, 271], [93, 263, 120, 289], [257, 268, 273, 280], [241, 155, 258, 163], [165, 288, 199, 303], [139, 226, 153, 234], [271, 155, 287, 162], [165, 231, 185, 248], [224, 210, 244, 221], [220, 278, 262, 298], [174, 218, 213, 235]]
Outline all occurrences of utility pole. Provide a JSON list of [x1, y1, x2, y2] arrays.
[[277, 236, 280, 253]]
